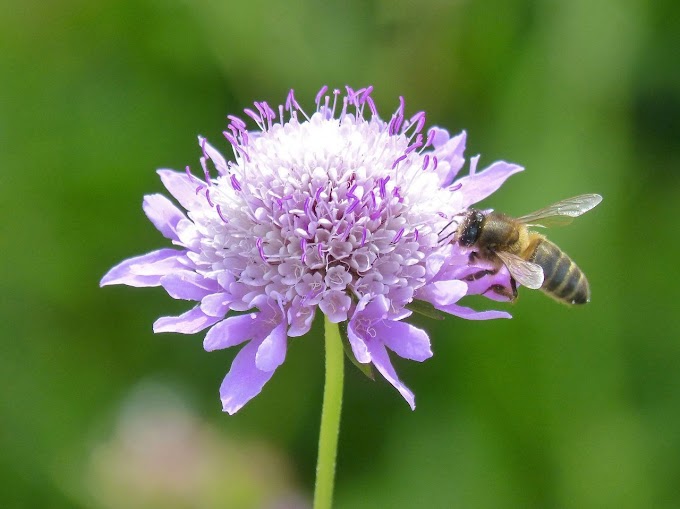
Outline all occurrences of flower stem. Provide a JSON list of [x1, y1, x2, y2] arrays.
[[313, 317, 344, 509]]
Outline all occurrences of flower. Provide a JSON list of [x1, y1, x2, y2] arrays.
[[101, 86, 522, 414]]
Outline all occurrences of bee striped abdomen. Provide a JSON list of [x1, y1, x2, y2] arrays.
[[531, 239, 590, 304]]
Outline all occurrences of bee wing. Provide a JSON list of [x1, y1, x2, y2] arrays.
[[517, 194, 603, 227], [495, 251, 544, 289]]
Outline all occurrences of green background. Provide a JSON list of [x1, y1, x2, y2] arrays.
[[2, 0, 679, 507]]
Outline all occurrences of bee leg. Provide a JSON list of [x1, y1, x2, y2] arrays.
[[483, 283, 517, 301], [463, 268, 496, 282]]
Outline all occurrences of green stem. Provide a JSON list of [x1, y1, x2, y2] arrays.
[[313, 317, 345, 509]]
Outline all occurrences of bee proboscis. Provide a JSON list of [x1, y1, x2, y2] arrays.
[[454, 194, 602, 305]]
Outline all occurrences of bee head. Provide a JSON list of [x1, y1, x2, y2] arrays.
[[459, 210, 485, 246]]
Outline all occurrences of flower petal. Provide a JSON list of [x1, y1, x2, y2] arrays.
[[160, 271, 220, 301], [200, 137, 229, 175], [157, 169, 206, 211], [455, 161, 524, 207], [153, 306, 222, 334], [438, 303, 512, 320], [100, 249, 185, 287], [255, 321, 288, 371], [287, 298, 316, 337], [366, 340, 416, 410], [143, 194, 186, 241], [200, 292, 232, 317], [319, 290, 352, 323], [418, 280, 468, 307], [346, 295, 390, 364], [432, 130, 467, 186], [220, 338, 277, 415], [203, 313, 258, 351], [375, 320, 433, 362]]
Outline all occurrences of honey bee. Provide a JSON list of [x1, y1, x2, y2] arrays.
[[454, 194, 602, 304]]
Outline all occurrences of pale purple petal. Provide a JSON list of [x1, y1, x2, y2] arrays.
[[347, 295, 392, 364], [432, 130, 467, 186], [220, 337, 277, 415], [255, 321, 288, 371], [429, 126, 451, 148], [346, 324, 371, 364], [174, 218, 201, 250], [366, 340, 416, 410], [454, 161, 524, 208], [200, 292, 232, 317], [160, 271, 220, 300], [417, 280, 468, 307], [157, 169, 206, 210], [203, 313, 258, 351], [287, 298, 316, 337], [319, 290, 352, 323], [437, 303, 511, 320], [375, 320, 432, 362], [142, 194, 186, 241], [200, 137, 229, 175], [153, 306, 222, 333], [100, 249, 185, 287]]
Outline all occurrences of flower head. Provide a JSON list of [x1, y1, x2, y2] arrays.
[[101, 86, 522, 413]]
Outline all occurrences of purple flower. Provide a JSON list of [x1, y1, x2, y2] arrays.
[[101, 86, 522, 413]]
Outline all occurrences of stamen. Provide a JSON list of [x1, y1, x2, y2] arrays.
[[227, 115, 246, 130], [423, 128, 436, 150], [200, 157, 212, 184], [346, 198, 360, 215], [243, 108, 264, 130], [410, 112, 426, 134], [256, 238, 268, 263], [262, 102, 276, 122], [405, 134, 423, 154], [340, 96, 349, 119], [230, 174, 242, 192], [216, 204, 229, 223], [345, 86, 356, 105], [204, 188, 214, 207], [285, 89, 298, 111], [185, 165, 199, 184], [361, 86, 374, 103], [432, 156, 438, 170], [315, 86, 328, 109], [392, 154, 407, 169], [422, 154, 430, 170], [392, 228, 404, 243], [361, 226, 368, 247], [331, 89, 340, 117], [366, 96, 377, 117], [378, 176, 390, 199], [368, 190, 377, 209], [300, 238, 307, 264], [393, 186, 403, 201]]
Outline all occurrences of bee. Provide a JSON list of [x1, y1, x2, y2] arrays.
[[454, 194, 603, 304]]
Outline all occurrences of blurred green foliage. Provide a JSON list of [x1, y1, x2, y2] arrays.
[[2, 0, 679, 507]]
